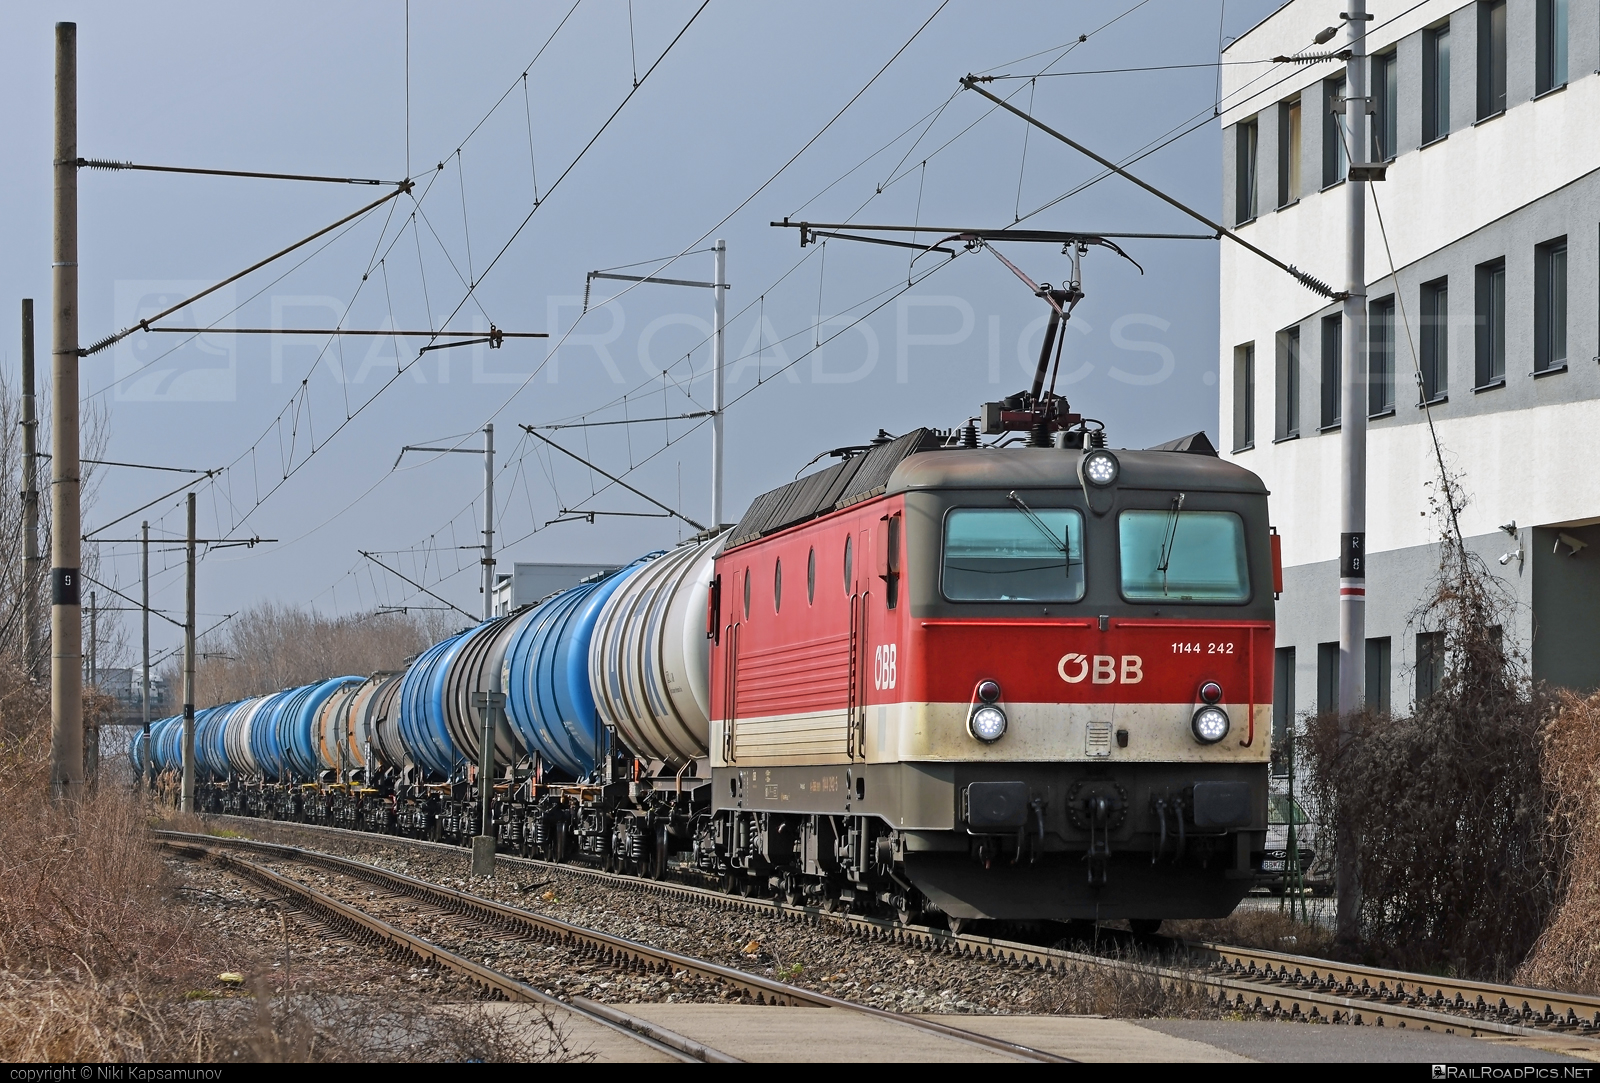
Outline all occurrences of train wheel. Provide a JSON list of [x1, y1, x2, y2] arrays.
[[653, 824, 669, 881]]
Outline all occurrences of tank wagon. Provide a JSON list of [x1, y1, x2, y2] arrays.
[[154, 419, 1277, 930]]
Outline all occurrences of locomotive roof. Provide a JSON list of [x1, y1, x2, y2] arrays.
[[888, 446, 1269, 496], [726, 427, 1266, 550]]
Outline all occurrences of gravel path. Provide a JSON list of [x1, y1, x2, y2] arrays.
[[168, 852, 480, 1003]]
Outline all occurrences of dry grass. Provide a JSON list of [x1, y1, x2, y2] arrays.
[[1516, 690, 1600, 993], [1046, 951, 1222, 1018], [1167, 908, 1335, 959], [0, 657, 580, 1062]]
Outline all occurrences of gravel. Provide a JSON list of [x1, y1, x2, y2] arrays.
[[198, 819, 1199, 1017]]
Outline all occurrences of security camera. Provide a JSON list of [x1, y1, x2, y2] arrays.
[[1499, 521, 1518, 537], [1557, 533, 1589, 557], [1498, 553, 1512, 566]]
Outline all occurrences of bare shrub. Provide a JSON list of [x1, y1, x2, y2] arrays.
[[1516, 690, 1600, 993], [1304, 481, 1556, 979], [174, 601, 456, 706]]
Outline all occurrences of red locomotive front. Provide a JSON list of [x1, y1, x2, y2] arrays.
[[707, 429, 1273, 925]]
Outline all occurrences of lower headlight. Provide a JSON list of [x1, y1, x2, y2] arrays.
[[969, 705, 1007, 743], [1191, 706, 1230, 744]]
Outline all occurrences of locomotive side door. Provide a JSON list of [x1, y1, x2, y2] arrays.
[[847, 526, 873, 762], [721, 570, 741, 764]]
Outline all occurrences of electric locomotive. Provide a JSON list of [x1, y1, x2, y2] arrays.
[[698, 422, 1274, 925], [141, 413, 1276, 931]]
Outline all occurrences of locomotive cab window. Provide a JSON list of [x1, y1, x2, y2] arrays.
[[941, 507, 1085, 602], [1118, 509, 1250, 602]]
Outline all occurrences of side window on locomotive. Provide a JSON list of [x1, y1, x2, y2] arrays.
[[941, 507, 1085, 603], [843, 535, 853, 594], [743, 567, 751, 619], [807, 547, 816, 605], [1118, 509, 1250, 602], [774, 558, 782, 613]]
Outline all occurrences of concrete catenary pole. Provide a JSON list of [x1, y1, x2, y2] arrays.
[[86, 590, 97, 783], [710, 239, 727, 530], [1336, 0, 1371, 948], [142, 520, 152, 789], [482, 423, 494, 620], [181, 493, 196, 813], [20, 299, 41, 681], [473, 423, 498, 876], [49, 22, 83, 801]]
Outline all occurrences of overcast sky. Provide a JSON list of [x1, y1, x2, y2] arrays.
[[0, 0, 1285, 665]]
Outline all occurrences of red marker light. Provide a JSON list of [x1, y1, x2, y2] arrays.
[[1200, 681, 1223, 705]]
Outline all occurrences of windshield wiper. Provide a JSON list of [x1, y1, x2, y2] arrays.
[[1006, 491, 1079, 571], [1156, 493, 1186, 595]]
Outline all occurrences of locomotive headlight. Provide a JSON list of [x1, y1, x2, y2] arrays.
[[1191, 705, 1230, 745], [969, 705, 1007, 743], [1081, 449, 1120, 488]]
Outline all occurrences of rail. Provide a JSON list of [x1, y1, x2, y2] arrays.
[[156, 836, 733, 1063], [188, 816, 1600, 1049], [157, 830, 1072, 1063]]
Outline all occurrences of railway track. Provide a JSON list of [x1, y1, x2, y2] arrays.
[[158, 830, 1072, 1063], [191, 815, 1600, 1053]]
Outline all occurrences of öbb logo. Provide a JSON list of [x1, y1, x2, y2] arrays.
[[1058, 653, 1142, 685]]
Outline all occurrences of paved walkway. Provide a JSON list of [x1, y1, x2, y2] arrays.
[[505, 1003, 1597, 1063]]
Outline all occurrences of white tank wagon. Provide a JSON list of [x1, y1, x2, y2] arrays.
[[588, 533, 723, 767]]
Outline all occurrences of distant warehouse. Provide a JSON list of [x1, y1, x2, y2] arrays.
[[1217, 0, 1600, 751]]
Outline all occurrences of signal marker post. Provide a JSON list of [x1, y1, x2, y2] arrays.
[[472, 690, 504, 877]]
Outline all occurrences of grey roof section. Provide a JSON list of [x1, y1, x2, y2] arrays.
[[1145, 431, 1218, 455], [726, 428, 946, 549], [887, 447, 1268, 496]]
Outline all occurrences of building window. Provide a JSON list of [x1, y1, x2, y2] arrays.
[[1319, 315, 1342, 430], [1365, 637, 1391, 713], [1478, 0, 1507, 119], [1535, 238, 1568, 372], [1372, 52, 1397, 161], [1475, 258, 1506, 386], [1422, 23, 1451, 142], [1416, 631, 1446, 701], [1277, 98, 1301, 207], [1537, 0, 1569, 94], [1369, 296, 1396, 416], [1317, 641, 1340, 716], [1233, 342, 1255, 452], [1272, 646, 1296, 777], [1421, 278, 1448, 402], [1275, 326, 1301, 440], [1235, 119, 1258, 225], [1323, 76, 1347, 188]]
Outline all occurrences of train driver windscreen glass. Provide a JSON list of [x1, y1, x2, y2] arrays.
[[942, 507, 1085, 602], [1118, 509, 1249, 602]]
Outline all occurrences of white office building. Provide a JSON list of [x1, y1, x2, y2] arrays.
[[1218, 0, 1600, 743]]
